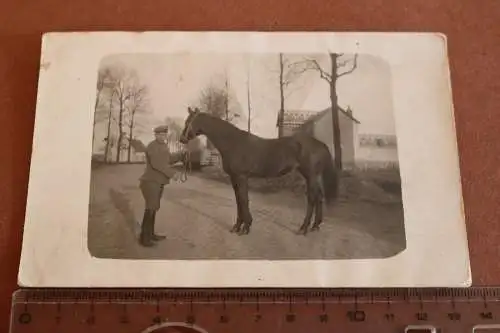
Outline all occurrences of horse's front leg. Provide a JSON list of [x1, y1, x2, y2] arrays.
[[235, 175, 252, 235], [229, 174, 243, 233]]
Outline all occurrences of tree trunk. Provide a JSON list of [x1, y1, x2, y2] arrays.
[[116, 95, 124, 163], [278, 53, 285, 138], [329, 53, 343, 170], [104, 92, 114, 163], [92, 91, 101, 150], [224, 74, 229, 121], [247, 66, 251, 133], [127, 111, 135, 163]]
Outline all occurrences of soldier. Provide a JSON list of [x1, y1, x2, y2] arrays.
[[138, 125, 184, 247]]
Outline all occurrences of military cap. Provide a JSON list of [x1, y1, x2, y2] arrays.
[[153, 125, 169, 133]]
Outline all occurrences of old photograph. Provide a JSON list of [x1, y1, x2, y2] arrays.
[[18, 32, 470, 287], [89, 52, 405, 260]]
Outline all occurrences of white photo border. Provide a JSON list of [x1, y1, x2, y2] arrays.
[[18, 31, 471, 288]]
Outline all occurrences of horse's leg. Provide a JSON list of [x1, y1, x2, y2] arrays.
[[310, 179, 324, 231], [229, 174, 243, 233], [310, 199, 323, 231], [297, 178, 315, 235], [235, 176, 253, 235]]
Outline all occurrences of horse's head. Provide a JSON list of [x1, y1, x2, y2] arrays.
[[179, 107, 202, 144]]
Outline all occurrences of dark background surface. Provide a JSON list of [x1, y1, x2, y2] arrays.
[[0, 1, 499, 332]]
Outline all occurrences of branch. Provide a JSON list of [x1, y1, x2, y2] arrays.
[[311, 59, 333, 83], [282, 61, 311, 87], [293, 58, 332, 83], [337, 53, 358, 78], [337, 57, 352, 68]]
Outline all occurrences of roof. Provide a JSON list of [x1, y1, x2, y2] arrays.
[[304, 106, 361, 125], [276, 106, 361, 127]]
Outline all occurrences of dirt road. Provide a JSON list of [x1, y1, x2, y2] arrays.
[[88, 164, 405, 260]]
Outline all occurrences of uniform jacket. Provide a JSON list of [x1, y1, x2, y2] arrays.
[[140, 140, 182, 185]]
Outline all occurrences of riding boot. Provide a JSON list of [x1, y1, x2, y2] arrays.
[[151, 210, 166, 241], [139, 210, 156, 247]]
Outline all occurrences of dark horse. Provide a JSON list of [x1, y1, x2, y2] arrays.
[[179, 107, 339, 236]]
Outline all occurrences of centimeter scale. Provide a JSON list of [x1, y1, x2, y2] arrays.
[[9, 288, 500, 333]]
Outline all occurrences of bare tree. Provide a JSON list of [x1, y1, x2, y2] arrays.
[[293, 52, 358, 170], [196, 78, 243, 150], [276, 53, 308, 137], [246, 62, 252, 133], [104, 131, 117, 162], [278, 53, 285, 137], [112, 68, 140, 163], [224, 71, 229, 121], [164, 116, 184, 140], [103, 89, 115, 163], [98, 65, 124, 163], [197, 80, 241, 123], [93, 67, 115, 149], [126, 84, 149, 162]]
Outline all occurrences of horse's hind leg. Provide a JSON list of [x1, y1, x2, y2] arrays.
[[310, 198, 323, 231], [311, 177, 324, 231], [234, 175, 253, 235], [297, 180, 316, 235], [229, 174, 243, 233]]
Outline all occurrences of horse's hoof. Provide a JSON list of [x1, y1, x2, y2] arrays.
[[310, 226, 320, 232], [296, 228, 308, 236], [230, 227, 239, 233], [238, 228, 250, 236]]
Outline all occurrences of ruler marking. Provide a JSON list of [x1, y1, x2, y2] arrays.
[[19, 287, 500, 301], [55, 302, 62, 324], [11, 287, 500, 332], [120, 303, 129, 324], [20, 298, 492, 306], [86, 300, 96, 326]]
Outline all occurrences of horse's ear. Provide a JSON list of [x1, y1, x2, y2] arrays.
[[194, 107, 200, 113], [188, 107, 193, 114]]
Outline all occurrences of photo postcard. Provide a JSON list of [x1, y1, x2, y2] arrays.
[[17, 31, 471, 288]]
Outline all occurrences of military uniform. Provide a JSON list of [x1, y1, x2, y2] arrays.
[[138, 125, 181, 247]]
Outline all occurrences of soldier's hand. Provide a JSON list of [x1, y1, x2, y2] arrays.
[[180, 150, 188, 161], [172, 172, 181, 182]]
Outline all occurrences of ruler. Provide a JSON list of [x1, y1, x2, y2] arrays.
[[9, 288, 500, 332]]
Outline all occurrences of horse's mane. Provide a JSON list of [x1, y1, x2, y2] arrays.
[[197, 112, 255, 138]]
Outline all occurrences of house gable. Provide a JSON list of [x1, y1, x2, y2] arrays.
[[277, 106, 361, 130]]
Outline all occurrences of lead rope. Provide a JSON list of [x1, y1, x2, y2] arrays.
[[179, 148, 191, 183]]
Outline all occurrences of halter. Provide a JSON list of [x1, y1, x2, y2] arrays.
[[178, 112, 199, 183]]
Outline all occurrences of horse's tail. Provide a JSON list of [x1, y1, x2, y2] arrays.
[[321, 146, 339, 205]]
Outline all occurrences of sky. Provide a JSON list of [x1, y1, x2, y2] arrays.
[[92, 52, 396, 152]]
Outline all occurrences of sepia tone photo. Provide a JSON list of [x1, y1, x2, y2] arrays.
[[88, 51, 405, 260], [18, 32, 470, 288]]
